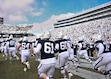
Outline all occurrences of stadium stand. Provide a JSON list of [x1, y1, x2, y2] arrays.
[[51, 2, 111, 44], [0, 24, 34, 38], [54, 2, 111, 28]]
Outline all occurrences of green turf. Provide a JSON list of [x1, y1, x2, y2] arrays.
[[0, 53, 83, 79]]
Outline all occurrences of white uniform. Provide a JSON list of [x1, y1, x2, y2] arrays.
[[67, 40, 78, 68], [93, 40, 111, 75], [36, 39, 56, 79], [55, 39, 69, 68], [8, 39, 17, 56], [20, 41, 31, 63], [93, 53, 111, 72], [0, 40, 3, 53], [77, 40, 92, 64], [17, 38, 32, 72], [68, 42, 74, 60], [0, 41, 4, 53], [8, 39, 19, 63], [17, 40, 22, 54], [55, 39, 73, 79], [32, 38, 41, 61], [3, 40, 9, 60]]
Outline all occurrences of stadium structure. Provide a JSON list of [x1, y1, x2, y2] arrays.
[[54, 2, 111, 28], [50, 2, 111, 43], [0, 24, 34, 38]]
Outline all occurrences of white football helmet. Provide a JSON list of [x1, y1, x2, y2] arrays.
[[93, 34, 101, 41], [23, 37, 27, 41], [79, 35, 86, 41], [82, 35, 86, 41], [63, 35, 68, 39], [19, 38, 23, 41], [42, 31, 51, 39], [69, 36, 73, 42], [56, 32, 63, 39], [36, 35, 40, 39], [9, 35, 13, 39]]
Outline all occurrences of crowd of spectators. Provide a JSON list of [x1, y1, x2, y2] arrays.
[[50, 17, 111, 44], [0, 16, 111, 44], [0, 24, 31, 33]]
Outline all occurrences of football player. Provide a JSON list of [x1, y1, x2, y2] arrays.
[[63, 35, 78, 69], [17, 36, 33, 72], [2, 38, 9, 60], [32, 35, 41, 61], [55, 32, 73, 79], [17, 38, 23, 55], [92, 35, 111, 76], [77, 36, 92, 64], [35, 31, 56, 79], [7, 35, 19, 64], [0, 39, 3, 53]]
